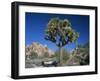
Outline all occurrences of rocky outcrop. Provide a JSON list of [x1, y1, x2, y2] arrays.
[[25, 42, 54, 59]]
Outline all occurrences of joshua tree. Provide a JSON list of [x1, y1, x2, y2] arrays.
[[44, 17, 79, 65]]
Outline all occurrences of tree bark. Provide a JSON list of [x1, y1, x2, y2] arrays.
[[59, 46, 63, 65]]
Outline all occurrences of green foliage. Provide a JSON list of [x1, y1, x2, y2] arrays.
[[53, 48, 70, 65], [62, 48, 70, 61], [44, 52, 49, 58], [45, 17, 79, 47], [44, 42, 89, 66], [54, 49, 60, 61], [71, 42, 89, 65], [30, 51, 38, 59]]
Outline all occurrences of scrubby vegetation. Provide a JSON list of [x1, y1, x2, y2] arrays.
[[25, 42, 89, 68], [52, 42, 89, 66]]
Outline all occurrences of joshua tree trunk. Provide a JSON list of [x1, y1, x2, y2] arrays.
[[59, 46, 63, 65]]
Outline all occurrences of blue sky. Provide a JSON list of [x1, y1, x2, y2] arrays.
[[25, 12, 89, 52]]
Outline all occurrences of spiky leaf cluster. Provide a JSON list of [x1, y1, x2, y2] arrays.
[[45, 17, 79, 47]]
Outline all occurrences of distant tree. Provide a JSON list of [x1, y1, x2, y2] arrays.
[[44, 17, 79, 65]]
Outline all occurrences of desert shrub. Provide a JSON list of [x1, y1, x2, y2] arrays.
[[71, 42, 89, 65], [62, 48, 70, 61], [54, 48, 70, 65], [30, 51, 38, 59], [44, 52, 49, 57]]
